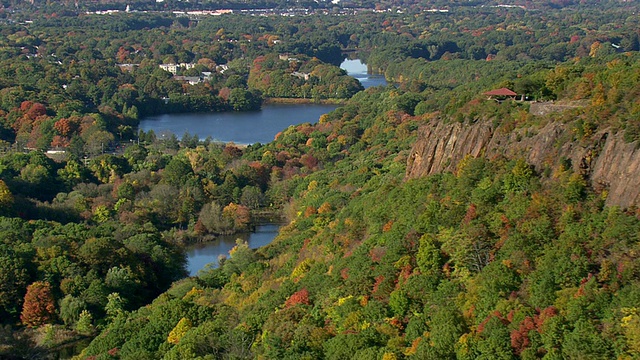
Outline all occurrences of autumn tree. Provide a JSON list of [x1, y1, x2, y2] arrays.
[[223, 203, 251, 232], [284, 288, 311, 308], [167, 317, 193, 345], [0, 180, 13, 215], [20, 281, 56, 327]]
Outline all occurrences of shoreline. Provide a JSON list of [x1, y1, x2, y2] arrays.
[[263, 97, 347, 105]]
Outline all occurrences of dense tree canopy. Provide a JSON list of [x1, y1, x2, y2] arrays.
[[0, 1, 640, 358]]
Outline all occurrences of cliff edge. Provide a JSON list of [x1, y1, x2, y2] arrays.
[[406, 119, 640, 208]]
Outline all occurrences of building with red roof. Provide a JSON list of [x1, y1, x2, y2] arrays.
[[484, 88, 518, 101]]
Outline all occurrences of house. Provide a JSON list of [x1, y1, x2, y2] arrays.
[[159, 63, 196, 75], [291, 72, 310, 80], [117, 63, 138, 72], [173, 76, 203, 85], [484, 88, 518, 101], [279, 54, 299, 62]]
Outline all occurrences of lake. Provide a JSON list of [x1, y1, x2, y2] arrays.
[[139, 103, 338, 145], [185, 223, 281, 276], [139, 59, 384, 144]]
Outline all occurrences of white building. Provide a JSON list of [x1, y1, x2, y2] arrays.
[[159, 63, 197, 75]]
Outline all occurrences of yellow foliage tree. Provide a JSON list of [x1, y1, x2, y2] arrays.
[[382, 352, 398, 360], [621, 308, 640, 355], [0, 180, 13, 214], [167, 317, 192, 345], [589, 41, 602, 57], [317, 202, 332, 214]]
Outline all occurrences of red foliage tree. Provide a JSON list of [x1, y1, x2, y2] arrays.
[[194, 219, 207, 235], [248, 161, 269, 186], [24, 103, 47, 120], [463, 203, 477, 224], [20, 281, 56, 327], [304, 206, 316, 218], [20, 101, 34, 112], [51, 135, 70, 148], [116, 46, 130, 62], [370, 247, 386, 262], [511, 316, 535, 355], [223, 203, 251, 231], [219, 87, 231, 101], [54, 118, 72, 136], [340, 268, 349, 280], [223, 144, 242, 159], [284, 288, 311, 308], [510, 306, 558, 355], [252, 55, 265, 71], [372, 275, 385, 296]]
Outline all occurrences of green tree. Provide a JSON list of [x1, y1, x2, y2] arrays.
[[223, 239, 256, 276], [0, 250, 30, 320], [76, 309, 94, 335], [229, 88, 262, 111], [59, 294, 87, 326], [105, 292, 126, 321], [123, 144, 148, 167], [116, 182, 135, 201], [57, 160, 88, 188], [503, 159, 533, 194], [162, 157, 194, 187]]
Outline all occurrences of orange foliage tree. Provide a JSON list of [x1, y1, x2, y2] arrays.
[[20, 281, 56, 327], [284, 288, 311, 308], [223, 203, 251, 231]]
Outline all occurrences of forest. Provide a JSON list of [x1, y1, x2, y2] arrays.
[[1, 1, 640, 359]]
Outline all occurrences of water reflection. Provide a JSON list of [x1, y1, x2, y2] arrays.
[[140, 104, 338, 145], [185, 224, 281, 276], [340, 59, 387, 88]]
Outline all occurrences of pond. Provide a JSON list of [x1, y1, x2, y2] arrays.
[[185, 223, 281, 276]]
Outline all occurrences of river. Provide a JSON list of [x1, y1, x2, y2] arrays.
[[139, 59, 385, 144], [160, 59, 382, 275], [340, 59, 387, 89], [185, 224, 281, 276]]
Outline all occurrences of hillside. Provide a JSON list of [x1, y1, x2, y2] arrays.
[[1, 5, 640, 358], [75, 59, 640, 358]]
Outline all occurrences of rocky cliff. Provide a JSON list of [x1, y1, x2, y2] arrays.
[[406, 119, 640, 208]]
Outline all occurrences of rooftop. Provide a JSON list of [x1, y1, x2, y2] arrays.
[[484, 88, 517, 96]]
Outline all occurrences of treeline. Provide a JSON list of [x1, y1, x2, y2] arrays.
[[248, 54, 363, 99], [0, 4, 638, 153], [0, 12, 359, 151], [2, 0, 632, 14]]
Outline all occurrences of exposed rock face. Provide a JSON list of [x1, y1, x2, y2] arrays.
[[406, 119, 640, 208], [590, 136, 640, 208]]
